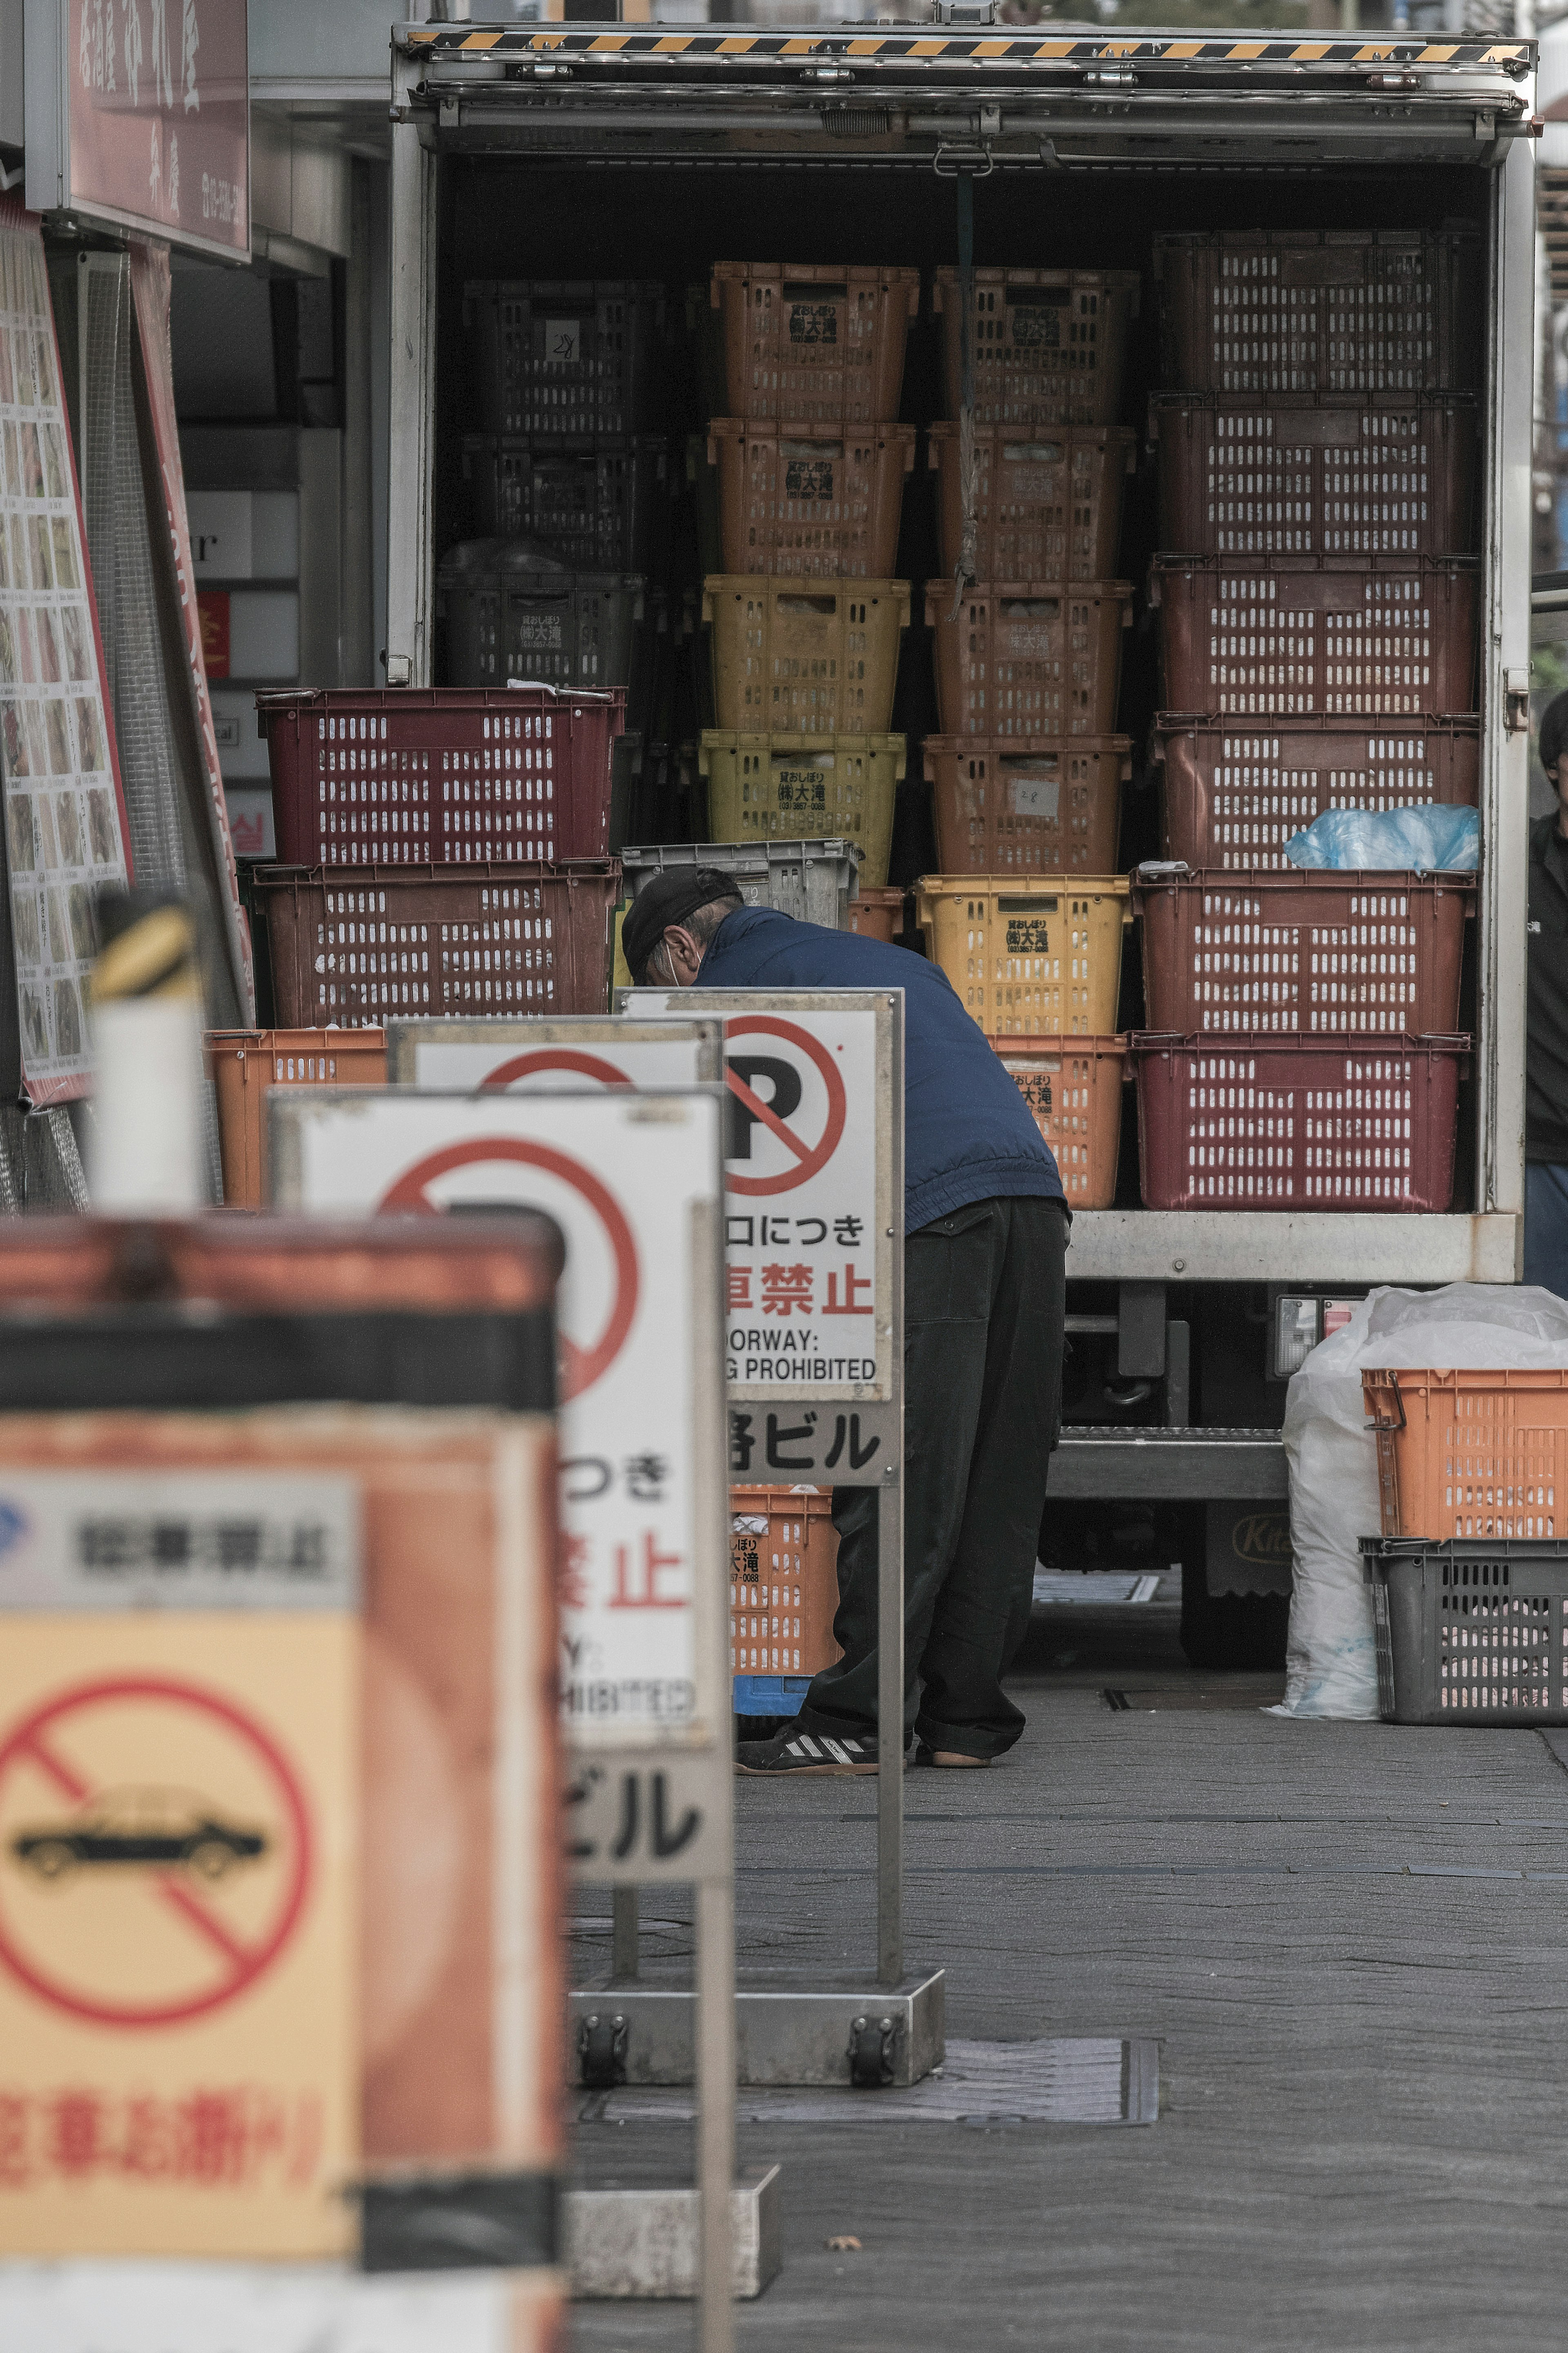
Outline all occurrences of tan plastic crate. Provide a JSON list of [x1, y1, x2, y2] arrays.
[[707, 419, 916, 579], [704, 574, 909, 731], [208, 1027, 387, 1210], [989, 1034, 1127, 1209], [929, 424, 1135, 581], [731, 1487, 841, 1677], [914, 873, 1131, 1035], [700, 731, 904, 888], [933, 268, 1141, 429], [924, 734, 1129, 877], [710, 263, 920, 424], [927, 579, 1131, 738], [1363, 1368, 1568, 1541]]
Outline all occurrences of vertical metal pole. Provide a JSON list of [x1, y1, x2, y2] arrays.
[[386, 117, 437, 685], [612, 1885, 639, 1979], [695, 1875, 735, 2352], [877, 995, 906, 1990], [876, 1476, 904, 1988]]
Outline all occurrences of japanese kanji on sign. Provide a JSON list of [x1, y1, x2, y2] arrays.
[[270, 1087, 729, 1758]]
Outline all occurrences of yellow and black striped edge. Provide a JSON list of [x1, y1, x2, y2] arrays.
[[400, 26, 1532, 71], [90, 905, 200, 1006]]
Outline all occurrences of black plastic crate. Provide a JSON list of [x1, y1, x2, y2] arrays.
[[1360, 1537, 1568, 1725], [464, 279, 665, 437], [461, 433, 669, 572]]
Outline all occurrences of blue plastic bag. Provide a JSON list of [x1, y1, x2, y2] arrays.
[[1285, 804, 1479, 872]]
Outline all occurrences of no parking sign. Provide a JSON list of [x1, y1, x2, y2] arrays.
[[623, 990, 904, 1482], [270, 1091, 729, 1786], [384, 1016, 723, 1096]]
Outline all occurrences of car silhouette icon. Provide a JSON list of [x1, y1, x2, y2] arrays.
[[10, 1785, 268, 1885]]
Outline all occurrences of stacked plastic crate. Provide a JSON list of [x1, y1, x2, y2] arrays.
[[693, 263, 918, 923], [439, 279, 671, 839], [1137, 230, 1483, 1212], [913, 267, 1142, 1208]]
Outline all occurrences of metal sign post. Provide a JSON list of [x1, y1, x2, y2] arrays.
[[269, 1086, 746, 2348], [624, 988, 942, 2082]]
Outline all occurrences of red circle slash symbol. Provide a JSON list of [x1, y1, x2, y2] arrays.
[[379, 1136, 639, 1398], [724, 1016, 846, 1198], [479, 1048, 632, 1091], [0, 1676, 312, 2031]]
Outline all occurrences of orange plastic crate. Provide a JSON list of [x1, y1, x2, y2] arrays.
[[730, 1487, 841, 1678], [845, 886, 908, 946], [989, 1035, 1127, 1209], [1364, 1368, 1568, 1541], [208, 1028, 387, 1211]]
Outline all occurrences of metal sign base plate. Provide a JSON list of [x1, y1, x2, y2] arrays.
[[567, 1969, 945, 2090]]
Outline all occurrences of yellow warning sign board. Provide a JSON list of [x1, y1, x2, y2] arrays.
[[0, 1472, 359, 2257]]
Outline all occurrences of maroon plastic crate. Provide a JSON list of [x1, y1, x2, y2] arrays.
[[256, 686, 625, 869], [1153, 229, 1484, 395], [1152, 393, 1478, 558], [1132, 1030, 1468, 1212], [1154, 712, 1480, 871], [252, 859, 621, 1029], [1132, 865, 1473, 1036], [1152, 555, 1478, 718]]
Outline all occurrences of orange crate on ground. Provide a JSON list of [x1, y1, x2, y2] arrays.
[[731, 1488, 841, 1677], [927, 580, 1131, 737], [989, 1035, 1127, 1209], [928, 424, 1135, 581], [707, 419, 916, 579], [932, 268, 1141, 429], [1363, 1368, 1568, 1541], [710, 263, 920, 424], [925, 734, 1129, 875], [845, 886, 908, 945], [208, 1028, 387, 1210]]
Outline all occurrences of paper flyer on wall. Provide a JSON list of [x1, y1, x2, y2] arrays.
[[0, 197, 132, 1108]]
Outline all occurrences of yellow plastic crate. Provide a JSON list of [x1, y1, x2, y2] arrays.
[[704, 575, 909, 732], [914, 873, 1131, 1035], [700, 732, 904, 888]]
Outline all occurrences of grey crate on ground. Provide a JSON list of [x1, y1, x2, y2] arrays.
[[1361, 1538, 1568, 1725], [618, 837, 862, 929]]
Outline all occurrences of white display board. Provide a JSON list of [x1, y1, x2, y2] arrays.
[[385, 1016, 722, 1096], [269, 1089, 726, 1765]]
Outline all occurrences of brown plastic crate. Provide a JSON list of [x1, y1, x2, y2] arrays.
[[927, 580, 1131, 737], [710, 263, 920, 424], [844, 885, 908, 945], [1154, 712, 1481, 871], [1152, 555, 1478, 718], [257, 685, 625, 868], [932, 269, 1140, 428], [989, 1034, 1127, 1210], [1132, 1030, 1468, 1211], [1133, 865, 1473, 1036], [1153, 229, 1485, 394], [929, 424, 1135, 581], [731, 1487, 841, 1677], [209, 1028, 388, 1211], [1152, 393, 1478, 558], [252, 860, 621, 1030], [706, 420, 915, 578], [1363, 1367, 1568, 1540], [924, 734, 1129, 875]]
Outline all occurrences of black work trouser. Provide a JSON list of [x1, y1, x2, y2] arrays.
[[794, 1193, 1068, 1760]]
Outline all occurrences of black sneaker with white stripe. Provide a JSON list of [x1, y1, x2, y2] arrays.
[[735, 1727, 879, 1777]]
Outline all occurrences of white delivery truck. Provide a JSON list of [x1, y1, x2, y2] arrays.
[[384, 11, 1538, 1666]]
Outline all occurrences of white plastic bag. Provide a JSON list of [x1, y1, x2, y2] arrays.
[[1276, 1282, 1568, 1719]]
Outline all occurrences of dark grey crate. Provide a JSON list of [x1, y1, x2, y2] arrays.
[[464, 279, 665, 438], [1360, 1538, 1568, 1725], [437, 539, 645, 708], [461, 433, 669, 572]]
